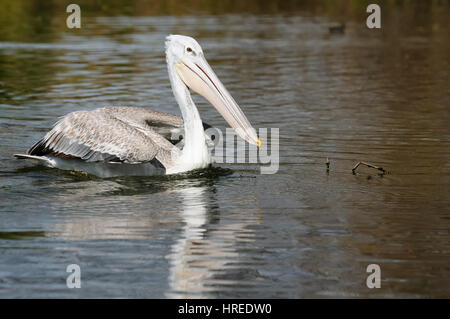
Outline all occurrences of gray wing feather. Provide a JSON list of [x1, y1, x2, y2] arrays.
[[29, 107, 168, 164]]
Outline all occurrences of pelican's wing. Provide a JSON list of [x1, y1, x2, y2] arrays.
[[102, 106, 213, 144], [28, 107, 182, 166], [105, 106, 185, 143]]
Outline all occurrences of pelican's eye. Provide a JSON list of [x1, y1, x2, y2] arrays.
[[186, 47, 196, 56]]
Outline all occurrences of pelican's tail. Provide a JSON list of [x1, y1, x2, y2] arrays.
[[14, 154, 166, 177], [13, 154, 53, 164]]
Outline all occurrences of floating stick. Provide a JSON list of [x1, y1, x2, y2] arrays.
[[352, 161, 386, 175]]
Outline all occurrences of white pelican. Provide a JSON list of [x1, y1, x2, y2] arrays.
[[14, 35, 260, 177]]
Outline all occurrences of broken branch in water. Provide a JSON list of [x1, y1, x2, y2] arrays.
[[352, 161, 386, 175]]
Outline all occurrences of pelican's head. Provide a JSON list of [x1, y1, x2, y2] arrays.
[[165, 35, 260, 148]]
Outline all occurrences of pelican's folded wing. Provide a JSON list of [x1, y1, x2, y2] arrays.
[[105, 106, 212, 144], [28, 108, 163, 164], [106, 106, 184, 142]]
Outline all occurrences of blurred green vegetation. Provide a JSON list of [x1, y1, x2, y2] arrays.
[[0, 231, 46, 240], [0, 0, 448, 42], [0, 0, 447, 17]]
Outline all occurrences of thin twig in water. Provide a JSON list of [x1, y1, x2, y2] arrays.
[[352, 161, 386, 175]]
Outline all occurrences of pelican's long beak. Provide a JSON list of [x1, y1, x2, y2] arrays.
[[175, 54, 260, 147]]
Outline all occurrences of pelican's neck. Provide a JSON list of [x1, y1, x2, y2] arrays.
[[167, 55, 209, 169]]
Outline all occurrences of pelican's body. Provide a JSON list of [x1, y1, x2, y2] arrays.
[[14, 35, 259, 177]]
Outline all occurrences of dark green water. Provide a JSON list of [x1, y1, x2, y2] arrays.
[[0, 1, 449, 298]]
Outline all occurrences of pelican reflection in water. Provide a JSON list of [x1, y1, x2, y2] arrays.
[[15, 35, 260, 177]]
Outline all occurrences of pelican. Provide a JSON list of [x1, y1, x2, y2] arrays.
[[14, 35, 260, 177]]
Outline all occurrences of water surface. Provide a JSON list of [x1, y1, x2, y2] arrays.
[[0, 3, 449, 298]]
